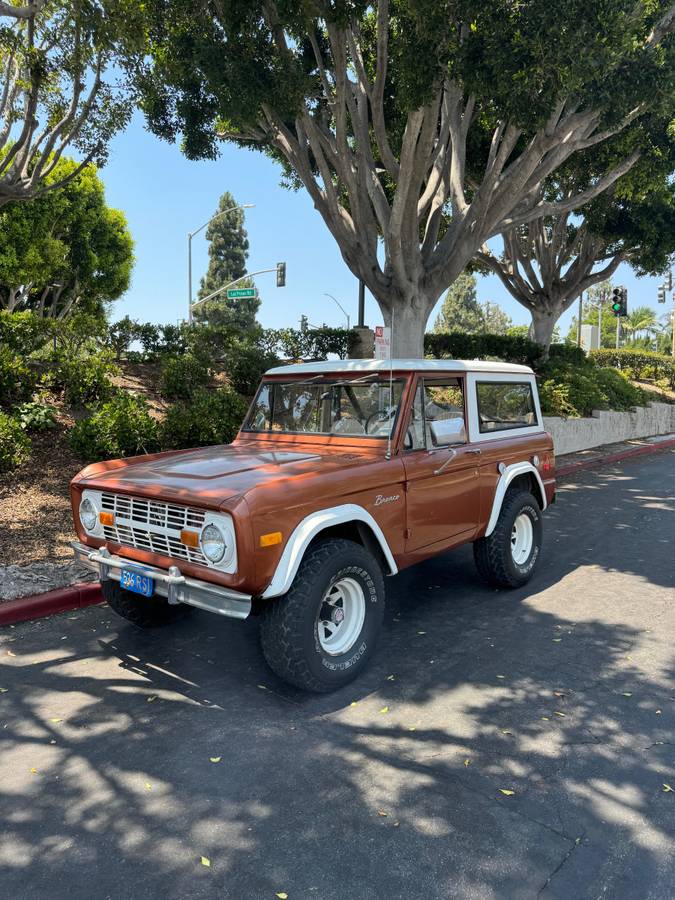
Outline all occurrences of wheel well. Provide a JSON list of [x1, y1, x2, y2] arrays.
[[306, 522, 391, 574], [507, 472, 544, 508]]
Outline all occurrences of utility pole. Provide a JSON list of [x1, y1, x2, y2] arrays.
[[616, 316, 621, 350], [576, 293, 583, 347]]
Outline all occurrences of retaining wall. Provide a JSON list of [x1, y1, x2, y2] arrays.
[[543, 402, 675, 456]]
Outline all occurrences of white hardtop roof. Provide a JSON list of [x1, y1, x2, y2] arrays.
[[265, 358, 534, 376]]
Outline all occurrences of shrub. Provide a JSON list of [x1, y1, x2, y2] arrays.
[[45, 350, 118, 405], [160, 387, 248, 450], [223, 343, 279, 395], [0, 410, 31, 473], [70, 393, 159, 462], [590, 348, 675, 390], [0, 310, 53, 354], [424, 332, 547, 368], [14, 399, 57, 432], [0, 345, 38, 408], [538, 358, 646, 418], [159, 352, 210, 400]]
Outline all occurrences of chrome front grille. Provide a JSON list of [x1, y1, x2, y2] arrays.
[[100, 492, 207, 564]]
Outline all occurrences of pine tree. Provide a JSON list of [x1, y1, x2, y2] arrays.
[[195, 192, 260, 332]]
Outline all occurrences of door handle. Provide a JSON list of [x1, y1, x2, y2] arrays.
[[466, 448, 482, 455], [433, 448, 457, 475]]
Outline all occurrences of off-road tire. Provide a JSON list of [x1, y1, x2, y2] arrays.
[[473, 490, 543, 589], [101, 579, 192, 628], [259, 538, 385, 692]]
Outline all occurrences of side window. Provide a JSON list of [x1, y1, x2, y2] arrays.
[[476, 381, 537, 433], [424, 380, 467, 447]]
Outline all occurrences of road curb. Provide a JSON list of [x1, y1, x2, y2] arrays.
[[557, 436, 675, 478], [0, 582, 103, 627]]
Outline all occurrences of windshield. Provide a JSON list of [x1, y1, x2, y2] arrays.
[[244, 378, 405, 438]]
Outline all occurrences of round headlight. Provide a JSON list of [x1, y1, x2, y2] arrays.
[[201, 523, 226, 563], [79, 497, 97, 532]]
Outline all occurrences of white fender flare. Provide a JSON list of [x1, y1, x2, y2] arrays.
[[484, 462, 547, 538], [262, 503, 398, 599]]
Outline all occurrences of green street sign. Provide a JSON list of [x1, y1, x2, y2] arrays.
[[226, 287, 257, 299]]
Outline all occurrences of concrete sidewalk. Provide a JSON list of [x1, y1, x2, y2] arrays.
[[556, 432, 675, 477]]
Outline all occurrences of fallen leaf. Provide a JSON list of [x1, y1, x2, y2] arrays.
[[276, 893, 288, 899], [379, 706, 389, 714], [30, 767, 38, 775], [386, 675, 396, 681], [499, 789, 515, 796], [209, 757, 221, 764], [377, 810, 388, 817], [0, 688, 8, 693], [407, 726, 417, 732], [7, 650, 16, 657], [552, 638, 562, 643], [145, 783, 152, 791], [655, 709, 662, 715], [622, 692, 632, 697], [553, 691, 565, 698], [393, 821, 400, 827], [501, 729, 513, 735], [147, 695, 157, 703], [541, 716, 550, 721], [463, 758, 471, 767], [350, 701, 358, 707], [662, 784, 673, 793], [257, 684, 269, 692], [200, 856, 211, 867], [496, 675, 506, 680], [417, 631, 426, 635], [554, 711, 566, 717]]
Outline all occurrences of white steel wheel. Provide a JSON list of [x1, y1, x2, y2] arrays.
[[510, 513, 534, 565], [317, 577, 366, 656]]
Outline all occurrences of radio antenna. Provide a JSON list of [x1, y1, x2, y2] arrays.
[[385, 309, 394, 460]]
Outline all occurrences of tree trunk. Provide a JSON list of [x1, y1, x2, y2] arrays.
[[381, 292, 437, 358], [529, 307, 560, 358]]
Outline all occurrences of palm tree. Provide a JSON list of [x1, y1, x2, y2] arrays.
[[623, 306, 658, 342]]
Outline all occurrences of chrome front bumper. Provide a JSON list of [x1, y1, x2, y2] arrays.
[[72, 541, 251, 620]]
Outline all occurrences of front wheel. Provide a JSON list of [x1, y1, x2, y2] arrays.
[[473, 490, 543, 589], [101, 579, 192, 628], [259, 538, 385, 692]]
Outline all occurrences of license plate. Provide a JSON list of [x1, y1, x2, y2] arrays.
[[121, 569, 154, 597]]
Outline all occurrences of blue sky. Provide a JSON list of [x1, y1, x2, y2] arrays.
[[100, 112, 669, 339]]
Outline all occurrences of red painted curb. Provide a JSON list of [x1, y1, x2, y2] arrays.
[[557, 436, 675, 478], [0, 582, 103, 627]]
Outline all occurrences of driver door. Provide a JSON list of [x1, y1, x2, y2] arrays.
[[402, 377, 482, 552]]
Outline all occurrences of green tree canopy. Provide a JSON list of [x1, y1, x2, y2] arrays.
[[194, 191, 260, 333], [433, 271, 512, 335], [133, 0, 675, 356], [0, 157, 134, 318]]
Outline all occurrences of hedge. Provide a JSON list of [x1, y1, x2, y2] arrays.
[[590, 348, 675, 389]]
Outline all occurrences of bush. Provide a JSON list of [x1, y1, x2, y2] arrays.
[[45, 350, 118, 405], [538, 357, 647, 418], [70, 393, 159, 462], [223, 343, 279, 395], [425, 332, 547, 367], [160, 387, 247, 450], [590, 348, 675, 390], [0, 410, 31, 473], [14, 399, 57, 432], [0, 310, 53, 354], [0, 345, 38, 408], [159, 352, 210, 400]]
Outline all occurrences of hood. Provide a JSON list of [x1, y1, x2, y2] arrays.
[[75, 442, 375, 509]]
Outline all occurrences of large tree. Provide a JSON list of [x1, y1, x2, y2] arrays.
[[194, 191, 260, 332], [433, 270, 511, 335], [478, 122, 675, 351], [0, 0, 141, 206], [0, 157, 134, 317], [135, 0, 674, 355]]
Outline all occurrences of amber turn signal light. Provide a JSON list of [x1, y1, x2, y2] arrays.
[[180, 530, 200, 548], [99, 511, 115, 527], [259, 531, 282, 548]]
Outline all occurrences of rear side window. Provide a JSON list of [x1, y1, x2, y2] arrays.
[[476, 382, 537, 433]]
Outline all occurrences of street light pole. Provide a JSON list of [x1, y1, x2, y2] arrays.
[[324, 293, 350, 330], [187, 203, 254, 325]]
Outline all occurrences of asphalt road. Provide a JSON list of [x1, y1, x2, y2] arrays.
[[1, 450, 674, 900]]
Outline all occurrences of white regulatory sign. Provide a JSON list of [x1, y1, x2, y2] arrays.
[[374, 325, 391, 360]]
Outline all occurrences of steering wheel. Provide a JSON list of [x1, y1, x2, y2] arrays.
[[364, 408, 395, 435]]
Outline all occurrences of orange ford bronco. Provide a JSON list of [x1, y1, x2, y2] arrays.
[[71, 359, 555, 692]]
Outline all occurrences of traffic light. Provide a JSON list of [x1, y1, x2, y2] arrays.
[[666, 270, 673, 292], [276, 261, 286, 287], [611, 287, 628, 317], [657, 284, 666, 304]]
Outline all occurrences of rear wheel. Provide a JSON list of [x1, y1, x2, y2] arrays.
[[473, 490, 543, 589], [259, 538, 385, 692], [101, 580, 192, 628]]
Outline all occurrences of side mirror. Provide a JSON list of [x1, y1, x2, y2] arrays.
[[429, 418, 467, 447]]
